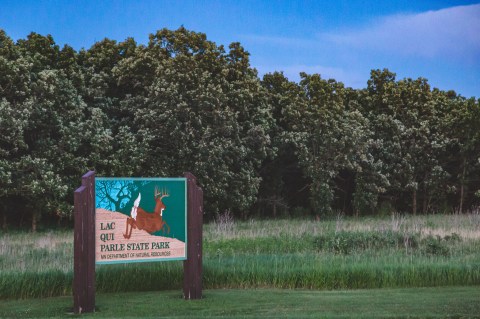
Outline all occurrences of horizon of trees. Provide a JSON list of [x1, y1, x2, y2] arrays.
[[0, 27, 479, 231]]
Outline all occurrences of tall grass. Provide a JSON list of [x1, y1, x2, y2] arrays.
[[1, 213, 480, 298]]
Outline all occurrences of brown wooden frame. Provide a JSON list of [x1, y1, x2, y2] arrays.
[[183, 172, 203, 299], [73, 171, 96, 313], [73, 171, 203, 313]]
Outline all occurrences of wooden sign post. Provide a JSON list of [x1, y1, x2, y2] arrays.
[[73, 171, 203, 313], [73, 171, 96, 314], [183, 172, 203, 299]]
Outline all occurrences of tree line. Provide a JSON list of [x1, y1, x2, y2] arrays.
[[0, 27, 479, 230]]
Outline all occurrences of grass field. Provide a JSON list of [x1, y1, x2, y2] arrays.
[[1, 213, 480, 299], [0, 286, 479, 318]]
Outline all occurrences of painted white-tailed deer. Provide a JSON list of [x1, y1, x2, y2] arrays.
[[123, 187, 170, 239]]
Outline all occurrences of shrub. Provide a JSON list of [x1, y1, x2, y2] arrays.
[[313, 231, 419, 254], [421, 235, 450, 256]]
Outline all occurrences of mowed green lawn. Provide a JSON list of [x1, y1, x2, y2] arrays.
[[1, 286, 479, 318]]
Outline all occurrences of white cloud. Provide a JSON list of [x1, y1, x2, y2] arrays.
[[241, 34, 317, 48], [244, 4, 480, 95], [324, 4, 480, 62]]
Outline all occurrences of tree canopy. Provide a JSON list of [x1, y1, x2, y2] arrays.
[[0, 28, 479, 230]]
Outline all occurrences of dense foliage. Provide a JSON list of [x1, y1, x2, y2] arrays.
[[0, 28, 479, 229]]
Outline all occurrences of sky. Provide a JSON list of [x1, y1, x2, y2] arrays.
[[1, 0, 479, 98]]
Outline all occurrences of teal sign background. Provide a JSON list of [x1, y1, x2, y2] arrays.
[[95, 177, 187, 242]]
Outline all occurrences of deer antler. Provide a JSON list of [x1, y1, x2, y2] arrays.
[[154, 187, 169, 199]]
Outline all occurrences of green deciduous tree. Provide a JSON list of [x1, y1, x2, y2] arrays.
[[258, 72, 310, 217], [281, 73, 384, 216], [0, 31, 109, 230], [112, 28, 272, 217], [442, 95, 480, 212], [361, 69, 452, 214]]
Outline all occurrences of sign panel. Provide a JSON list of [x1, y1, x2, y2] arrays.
[[95, 177, 187, 264]]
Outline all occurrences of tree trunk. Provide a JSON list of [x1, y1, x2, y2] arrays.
[[272, 200, 277, 218], [422, 173, 428, 214], [2, 212, 6, 231], [459, 158, 467, 214], [458, 183, 465, 214], [412, 189, 417, 215], [459, 184, 464, 214], [422, 191, 428, 214], [32, 211, 37, 232]]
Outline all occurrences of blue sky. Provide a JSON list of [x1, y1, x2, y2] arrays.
[[1, 0, 479, 97]]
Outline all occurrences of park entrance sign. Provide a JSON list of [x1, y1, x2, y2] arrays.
[[73, 171, 203, 314], [95, 177, 187, 264]]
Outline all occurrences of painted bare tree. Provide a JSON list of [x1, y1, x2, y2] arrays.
[[96, 181, 134, 212]]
